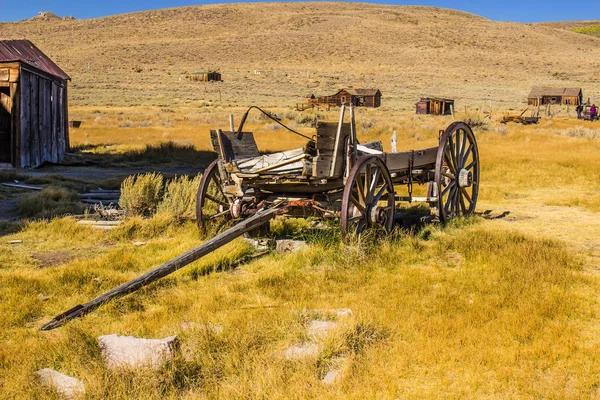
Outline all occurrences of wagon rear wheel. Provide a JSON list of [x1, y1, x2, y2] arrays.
[[341, 155, 395, 238], [196, 160, 234, 233], [434, 122, 480, 223]]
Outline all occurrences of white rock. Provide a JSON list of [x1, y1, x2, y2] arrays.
[[322, 369, 342, 385], [98, 334, 178, 370], [133, 241, 147, 246], [275, 240, 307, 253], [283, 343, 319, 360], [243, 238, 271, 251], [35, 368, 85, 399], [306, 320, 337, 340]]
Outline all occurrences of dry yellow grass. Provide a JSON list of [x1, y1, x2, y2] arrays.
[[2, 3, 600, 398]]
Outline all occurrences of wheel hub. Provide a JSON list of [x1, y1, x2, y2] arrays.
[[458, 169, 472, 188]]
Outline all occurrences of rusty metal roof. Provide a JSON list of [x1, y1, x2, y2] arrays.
[[0, 40, 70, 81], [528, 87, 581, 98]]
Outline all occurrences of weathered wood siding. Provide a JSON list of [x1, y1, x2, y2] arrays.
[[18, 67, 68, 168]]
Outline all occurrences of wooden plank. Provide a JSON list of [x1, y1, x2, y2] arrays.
[[29, 73, 40, 167], [51, 82, 59, 162], [42, 79, 52, 163], [63, 85, 69, 153], [0, 69, 8, 82], [20, 71, 30, 168], [57, 86, 66, 162], [9, 68, 19, 83], [10, 82, 19, 167], [1, 182, 43, 190], [39, 204, 284, 331], [384, 147, 438, 172]]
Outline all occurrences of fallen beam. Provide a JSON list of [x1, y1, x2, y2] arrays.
[[40, 204, 285, 331]]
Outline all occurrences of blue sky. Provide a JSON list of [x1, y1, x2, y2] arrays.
[[0, 1, 598, 23]]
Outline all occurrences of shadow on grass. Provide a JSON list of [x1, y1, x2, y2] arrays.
[[70, 141, 217, 168]]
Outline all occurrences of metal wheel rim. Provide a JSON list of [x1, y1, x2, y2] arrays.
[[341, 155, 395, 238], [434, 122, 480, 223], [196, 160, 234, 232]]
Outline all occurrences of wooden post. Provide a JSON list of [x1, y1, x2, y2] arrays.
[[450, 105, 454, 118], [229, 114, 234, 132], [391, 130, 397, 153], [39, 205, 285, 331]]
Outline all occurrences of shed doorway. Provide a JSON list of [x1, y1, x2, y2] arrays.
[[0, 87, 11, 164]]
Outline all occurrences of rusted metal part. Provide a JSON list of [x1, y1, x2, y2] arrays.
[[0, 40, 70, 80]]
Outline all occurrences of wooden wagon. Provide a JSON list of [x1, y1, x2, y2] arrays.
[[197, 105, 480, 237], [41, 105, 481, 330]]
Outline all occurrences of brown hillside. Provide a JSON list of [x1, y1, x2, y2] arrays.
[[1, 2, 599, 108]]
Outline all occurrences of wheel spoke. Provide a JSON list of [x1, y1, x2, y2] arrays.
[[367, 167, 380, 203], [441, 181, 455, 197], [465, 160, 477, 171], [356, 175, 366, 204], [348, 216, 363, 224], [373, 184, 388, 203], [444, 185, 456, 214], [206, 209, 230, 220], [459, 192, 467, 214], [350, 195, 366, 213], [462, 143, 473, 166], [444, 147, 457, 174], [460, 187, 473, 204], [459, 129, 467, 165], [454, 131, 461, 167], [205, 193, 229, 207], [441, 171, 456, 180]]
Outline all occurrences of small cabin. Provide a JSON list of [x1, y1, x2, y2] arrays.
[[527, 87, 582, 106], [189, 71, 222, 82], [0, 40, 70, 168], [416, 97, 454, 116], [316, 88, 382, 108]]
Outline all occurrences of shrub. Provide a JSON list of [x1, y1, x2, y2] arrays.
[[461, 111, 489, 131], [157, 174, 202, 220], [18, 187, 84, 219], [119, 172, 163, 216]]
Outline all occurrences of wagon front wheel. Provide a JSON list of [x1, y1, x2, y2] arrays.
[[341, 155, 395, 239], [196, 160, 234, 233], [434, 122, 480, 223]]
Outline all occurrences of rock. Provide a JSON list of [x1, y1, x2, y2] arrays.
[[306, 320, 337, 340], [133, 241, 147, 246], [243, 238, 272, 251], [98, 334, 178, 370], [35, 368, 85, 399], [322, 368, 342, 385], [283, 343, 319, 360], [275, 240, 307, 253]]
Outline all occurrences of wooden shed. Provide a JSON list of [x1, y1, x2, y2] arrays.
[[316, 88, 381, 108], [189, 71, 221, 82], [527, 87, 582, 106], [415, 97, 454, 116], [0, 40, 70, 168]]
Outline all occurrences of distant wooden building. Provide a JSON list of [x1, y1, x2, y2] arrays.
[[316, 88, 382, 108], [0, 40, 70, 168], [416, 97, 454, 116], [189, 71, 221, 82], [527, 87, 582, 106]]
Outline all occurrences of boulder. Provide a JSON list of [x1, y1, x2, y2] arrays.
[[35, 368, 84, 399], [98, 334, 178, 370]]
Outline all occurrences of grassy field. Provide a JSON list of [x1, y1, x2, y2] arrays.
[[2, 2, 600, 398], [2, 105, 600, 398]]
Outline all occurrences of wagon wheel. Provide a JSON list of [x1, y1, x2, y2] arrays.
[[196, 160, 234, 233], [341, 155, 395, 238], [434, 122, 480, 223]]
